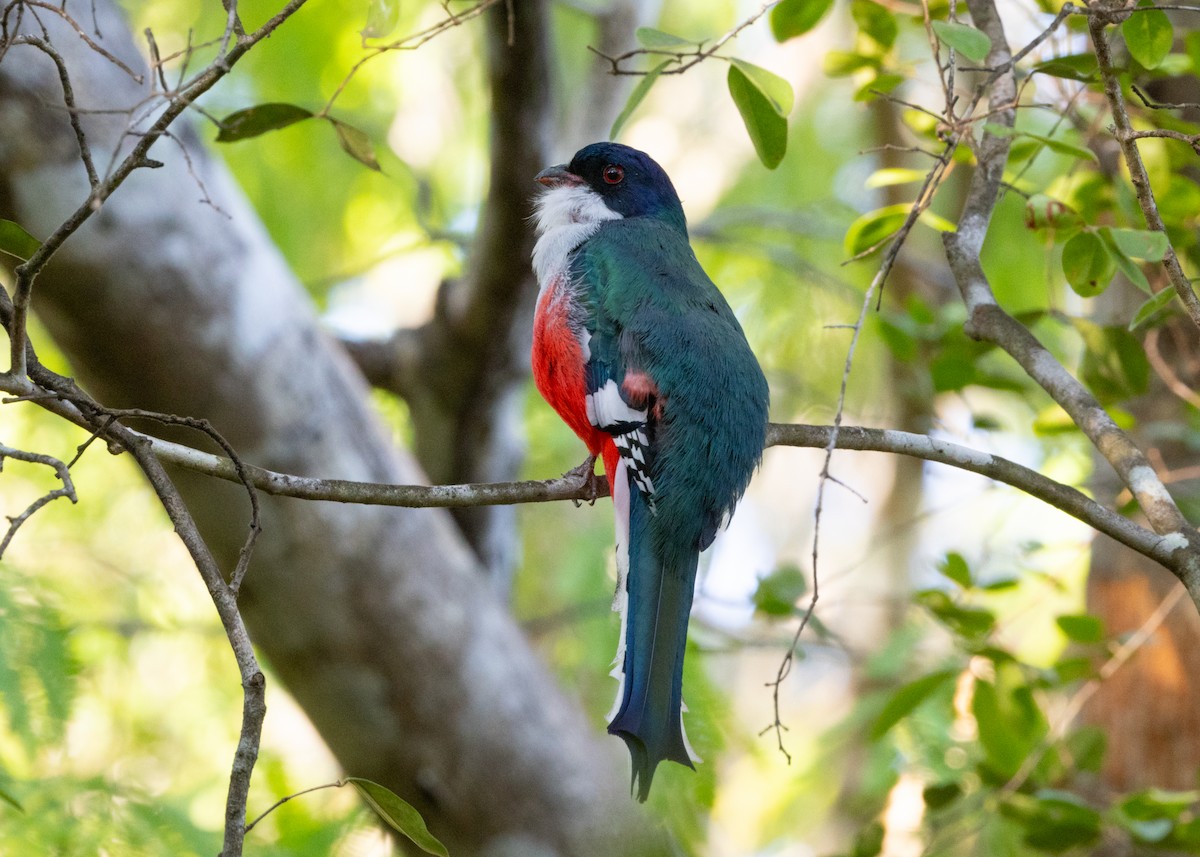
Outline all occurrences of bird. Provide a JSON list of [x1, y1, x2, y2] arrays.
[[530, 142, 770, 801]]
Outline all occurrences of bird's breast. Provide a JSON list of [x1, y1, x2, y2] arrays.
[[532, 277, 609, 458]]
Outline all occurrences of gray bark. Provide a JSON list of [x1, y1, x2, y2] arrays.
[[0, 3, 656, 854]]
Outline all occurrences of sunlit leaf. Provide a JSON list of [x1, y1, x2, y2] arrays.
[[1061, 231, 1116, 297], [1129, 288, 1177, 330], [865, 167, 927, 189], [1105, 227, 1168, 261], [610, 61, 670, 140], [216, 103, 315, 142], [348, 778, 448, 856], [931, 20, 991, 62], [824, 50, 879, 77], [361, 0, 399, 39], [854, 72, 904, 101], [635, 27, 693, 50], [728, 58, 794, 116], [0, 219, 41, 261], [770, 0, 836, 42], [727, 65, 788, 169], [870, 669, 957, 739], [851, 0, 898, 50], [1122, 3, 1173, 70], [330, 120, 381, 171], [1055, 614, 1104, 643], [844, 203, 910, 257]]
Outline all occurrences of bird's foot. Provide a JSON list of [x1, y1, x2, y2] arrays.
[[565, 454, 605, 506]]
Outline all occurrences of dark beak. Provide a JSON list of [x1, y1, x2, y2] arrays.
[[535, 164, 583, 188]]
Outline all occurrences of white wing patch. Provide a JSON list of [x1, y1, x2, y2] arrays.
[[585, 379, 645, 429], [531, 185, 622, 290]]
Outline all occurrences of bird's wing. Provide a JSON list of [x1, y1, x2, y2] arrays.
[[572, 237, 661, 511]]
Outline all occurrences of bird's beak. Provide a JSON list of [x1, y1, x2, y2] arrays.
[[535, 164, 584, 188]]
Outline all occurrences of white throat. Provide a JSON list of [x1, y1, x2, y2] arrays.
[[531, 185, 622, 290]]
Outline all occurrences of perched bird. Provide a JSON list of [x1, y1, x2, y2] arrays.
[[531, 142, 770, 800]]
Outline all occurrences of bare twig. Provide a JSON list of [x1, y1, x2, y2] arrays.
[[321, 0, 503, 116], [0, 443, 77, 558]]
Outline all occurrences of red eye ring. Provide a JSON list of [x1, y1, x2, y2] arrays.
[[602, 164, 624, 185]]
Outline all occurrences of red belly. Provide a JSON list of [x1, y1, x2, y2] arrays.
[[532, 282, 617, 478]]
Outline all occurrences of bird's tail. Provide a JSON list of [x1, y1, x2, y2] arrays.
[[607, 464, 699, 802]]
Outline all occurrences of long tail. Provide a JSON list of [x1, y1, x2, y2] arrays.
[[607, 459, 699, 801]]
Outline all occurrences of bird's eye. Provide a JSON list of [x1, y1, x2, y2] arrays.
[[602, 164, 624, 185]]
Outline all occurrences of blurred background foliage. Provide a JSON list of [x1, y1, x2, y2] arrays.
[[5, 0, 1200, 854]]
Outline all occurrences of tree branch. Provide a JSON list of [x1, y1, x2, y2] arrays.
[[1088, 13, 1200, 329], [65, 416, 1187, 580], [942, 0, 1200, 603]]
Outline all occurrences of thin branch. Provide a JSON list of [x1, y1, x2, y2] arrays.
[[1089, 14, 1200, 329], [0, 442, 77, 558], [321, 0, 503, 116], [588, 1, 778, 76], [243, 780, 345, 835]]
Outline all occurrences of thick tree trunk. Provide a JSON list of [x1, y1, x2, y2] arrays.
[[1081, 316, 1200, 795], [0, 3, 654, 854]]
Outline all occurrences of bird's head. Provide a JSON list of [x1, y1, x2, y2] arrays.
[[534, 142, 686, 233]]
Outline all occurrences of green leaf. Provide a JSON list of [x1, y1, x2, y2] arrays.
[[1018, 131, 1097, 163], [1129, 288, 1177, 330], [635, 27, 694, 50], [1076, 320, 1150, 403], [348, 778, 448, 856], [917, 589, 995, 639], [973, 676, 1045, 779], [924, 781, 963, 810], [1055, 614, 1104, 643], [0, 785, 22, 813], [823, 50, 879, 77], [1022, 791, 1102, 852], [1122, 3, 1174, 70], [939, 552, 972, 589], [752, 564, 809, 617], [844, 203, 911, 257], [851, 0, 898, 50], [1023, 194, 1084, 234], [727, 65, 788, 169], [216, 103, 315, 142], [1112, 247, 1152, 294], [1033, 54, 1098, 81], [361, 0, 399, 38], [0, 219, 41, 261], [864, 167, 928, 189], [728, 58, 794, 116], [330, 120, 381, 171], [770, 0, 836, 41], [1105, 227, 1168, 261], [1061, 231, 1116, 297], [610, 61, 670, 140], [870, 669, 957, 739], [851, 820, 885, 857], [931, 20, 992, 62]]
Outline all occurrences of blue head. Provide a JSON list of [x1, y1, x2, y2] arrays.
[[535, 143, 686, 233]]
